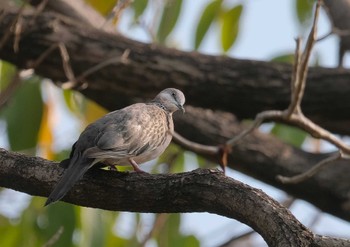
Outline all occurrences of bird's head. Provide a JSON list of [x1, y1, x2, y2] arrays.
[[154, 88, 185, 114]]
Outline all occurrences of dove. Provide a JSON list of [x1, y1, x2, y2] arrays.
[[45, 88, 185, 206]]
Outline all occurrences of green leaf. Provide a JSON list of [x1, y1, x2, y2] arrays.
[[85, 0, 117, 16], [221, 5, 243, 52], [80, 208, 106, 247], [157, 0, 183, 44], [132, 0, 148, 20], [295, 0, 314, 26], [171, 151, 185, 173], [62, 89, 76, 113], [157, 214, 181, 247], [80, 209, 119, 247], [156, 214, 200, 247], [181, 235, 200, 247], [2, 77, 43, 153], [271, 123, 307, 148], [0, 217, 21, 247], [44, 203, 76, 247], [194, 0, 222, 50], [196, 154, 214, 168], [271, 53, 295, 64], [0, 60, 16, 90]]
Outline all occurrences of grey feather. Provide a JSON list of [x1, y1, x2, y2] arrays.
[[45, 88, 185, 206]]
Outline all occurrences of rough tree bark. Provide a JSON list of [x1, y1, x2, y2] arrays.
[[1, 8, 350, 134], [1, 7, 350, 223], [1, 148, 350, 247], [1, 3, 350, 245]]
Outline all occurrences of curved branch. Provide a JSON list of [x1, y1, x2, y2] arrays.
[[1, 6, 350, 223], [0, 148, 349, 247], [174, 107, 350, 222], [1, 7, 350, 135]]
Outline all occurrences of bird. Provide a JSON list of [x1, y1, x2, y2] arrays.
[[45, 88, 185, 206]]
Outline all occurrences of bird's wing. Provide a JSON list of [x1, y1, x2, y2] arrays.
[[86, 104, 162, 159]]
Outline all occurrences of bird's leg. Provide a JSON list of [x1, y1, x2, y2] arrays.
[[128, 158, 146, 173]]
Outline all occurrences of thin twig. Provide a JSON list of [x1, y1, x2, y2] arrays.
[[172, 132, 218, 155], [286, 112, 350, 153], [103, 0, 132, 28], [58, 42, 76, 85], [172, 132, 231, 173], [29, 43, 59, 69], [287, 38, 302, 116], [60, 49, 131, 90], [332, 27, 350, 37], [29, 0, 49, 27], [226, 111, 276, 146], [227, 0, 347, 183], [139, 214, 169, 247], [0, 71, 21, 111], [289, 3, 320, 116], [316, 30, 333, 42], [75, 49, 130, 82], [42, 226, 64, 247], [277, 152, 342, 184], [0, 2, 26, 50], [290, 38, 301, 99], [13, 15, 23, 53]]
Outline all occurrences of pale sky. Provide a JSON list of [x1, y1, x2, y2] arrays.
[[0, 1, 349, 247]]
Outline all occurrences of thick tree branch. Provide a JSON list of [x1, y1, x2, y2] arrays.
[[174, 107, 350, 222], [0, 148, 349, 247], [1, 6, 350, 223], [1, 7, 350, 135]]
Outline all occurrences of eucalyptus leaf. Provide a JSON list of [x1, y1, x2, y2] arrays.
[[85, 0, 117, 16], [157, 214, 181, 247], [3, 77, 43, 153], [132, 0, 148, 20], [80, 208, 110, 247], [271, 53, 295, 64], [0, 60, 16, 90], [221, 5, 243, 52], [271, 123, 307, 148], [157, 0, 183, 44], [295, 0, 314, 26], [44, 203, 76, 247], [194, 0, 222, 49]]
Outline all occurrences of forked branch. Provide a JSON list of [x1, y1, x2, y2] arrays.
[[226, 0, 350, 184]]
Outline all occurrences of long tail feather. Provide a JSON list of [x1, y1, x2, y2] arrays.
[[45, 157, 92, 206]]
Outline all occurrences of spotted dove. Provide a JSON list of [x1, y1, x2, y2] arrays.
[[45, 88, 185, 206]]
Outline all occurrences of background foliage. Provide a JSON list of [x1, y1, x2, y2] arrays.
[[1, 0, 343, 246]]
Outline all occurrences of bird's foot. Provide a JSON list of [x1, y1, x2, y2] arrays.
[[128, 158, 147, 173]]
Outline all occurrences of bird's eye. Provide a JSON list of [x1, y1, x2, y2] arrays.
[[172, 92, 176, 97]]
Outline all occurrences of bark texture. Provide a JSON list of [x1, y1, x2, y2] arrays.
[[0, 3, 350, 246], [0, 2, 349, 235], [1, 8, 350, 134], [1, 148, 350, 247]]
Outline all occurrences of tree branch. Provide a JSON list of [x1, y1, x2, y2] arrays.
[[0, 148, 349, 247], [174, 107, 350, 222], [1, 6, 350, 223], [1, 7, 350, 135]]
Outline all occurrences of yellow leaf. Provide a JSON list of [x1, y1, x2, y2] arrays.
[[38, 103, 54, 160], [85, 0, 117, 16], [84, 99, 108, 125]]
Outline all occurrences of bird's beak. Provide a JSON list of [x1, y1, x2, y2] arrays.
[[179, 105, 185, 113]]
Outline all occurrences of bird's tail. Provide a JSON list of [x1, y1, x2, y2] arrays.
[[45, 157, 92, 206]]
